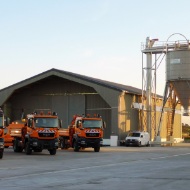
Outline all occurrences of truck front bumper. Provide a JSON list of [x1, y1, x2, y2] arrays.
[[0, 138, 4, 149], [29, 138, 59, 150], [77, 138, 103, 148]]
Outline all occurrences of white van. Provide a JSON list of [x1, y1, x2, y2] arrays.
[[125, 131, 150, 147]]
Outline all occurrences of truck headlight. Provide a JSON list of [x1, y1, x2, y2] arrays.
[[0, 142, 4, 148]]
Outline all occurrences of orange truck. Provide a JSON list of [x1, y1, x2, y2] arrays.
[[58, 128, 70, 149], [4, 120, 25, 149], [6, 110, 61, 155], [59, 114, 106, 152], [0, 108, 5, 159], [4, 126, 14, 148]]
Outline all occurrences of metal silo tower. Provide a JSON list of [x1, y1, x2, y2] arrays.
[[141, 33, 189, 143]]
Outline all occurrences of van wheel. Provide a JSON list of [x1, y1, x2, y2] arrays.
[[146, 141, 150, 147], [138, 142, 141, 147]]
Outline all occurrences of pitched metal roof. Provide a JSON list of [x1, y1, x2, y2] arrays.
[[0, 68, 143, 105], [56, 69, 142, 94], [1, 68, 143, 93]]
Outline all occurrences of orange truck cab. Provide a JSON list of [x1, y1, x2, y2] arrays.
[[0, 108, 4, 159], [59, 114, 106, 152], [10, 110, 61, 155]]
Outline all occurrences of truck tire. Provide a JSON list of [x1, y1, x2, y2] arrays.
[[60, 138, 69, 149], [0, 150, 3, 159], [74, 141, 79, 152], [94, 146, 100, 152], [49, 149, 56, 155], [25, 142, 32, 155], [13, 139, 23, 152], [13, 140, 19, 152], [60, 139, 65, 149]]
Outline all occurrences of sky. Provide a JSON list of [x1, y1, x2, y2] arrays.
[[1, 0, 190, 123]]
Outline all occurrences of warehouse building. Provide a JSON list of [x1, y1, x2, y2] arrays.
[[0, 68, 182, 144]]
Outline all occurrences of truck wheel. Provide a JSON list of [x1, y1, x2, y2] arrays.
[[94, 146, 100, 152], [13, 139, 23, 152], [60, 139, 65, 149], [0, 150, 3, 159], [74, 141, 79, 152], [61, 138, 69, 149], [49, 149, 56, 155], [13, 139, 19, 152], [18, 147, 23, 152], [25, 142, 32, 155]]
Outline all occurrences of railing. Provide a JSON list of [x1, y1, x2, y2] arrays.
[[141, 40, 190, 54]]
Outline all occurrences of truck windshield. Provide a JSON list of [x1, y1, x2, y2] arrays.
[[82, 120, 102, 128], [128, 133, 140, 137], [34, 118, 59, 128]]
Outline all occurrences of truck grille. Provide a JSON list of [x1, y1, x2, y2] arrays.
[[86, 133, 99, 137], [38, 133, 54, 137]]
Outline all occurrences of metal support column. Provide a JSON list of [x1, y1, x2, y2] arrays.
[[146, 51, 152, 140]]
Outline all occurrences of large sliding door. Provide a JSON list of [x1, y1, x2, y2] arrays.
[[52, 95, 85, 128]]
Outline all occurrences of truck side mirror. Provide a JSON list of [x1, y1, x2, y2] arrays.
[[103, 121, 106, 129], [76, 120, 82, 128], [28, 119, 33, 128], [59, 119, 62, 129], [4, 117, 10, 127]]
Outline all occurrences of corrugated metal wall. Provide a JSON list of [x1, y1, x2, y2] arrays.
[[51, 95, 85, 128], [85, 94, 111, 138], [118, 93, 139, 140], [6, 76, 111, 138]]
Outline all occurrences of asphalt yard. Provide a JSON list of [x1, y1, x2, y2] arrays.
[[1, 145, 190, 190]]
